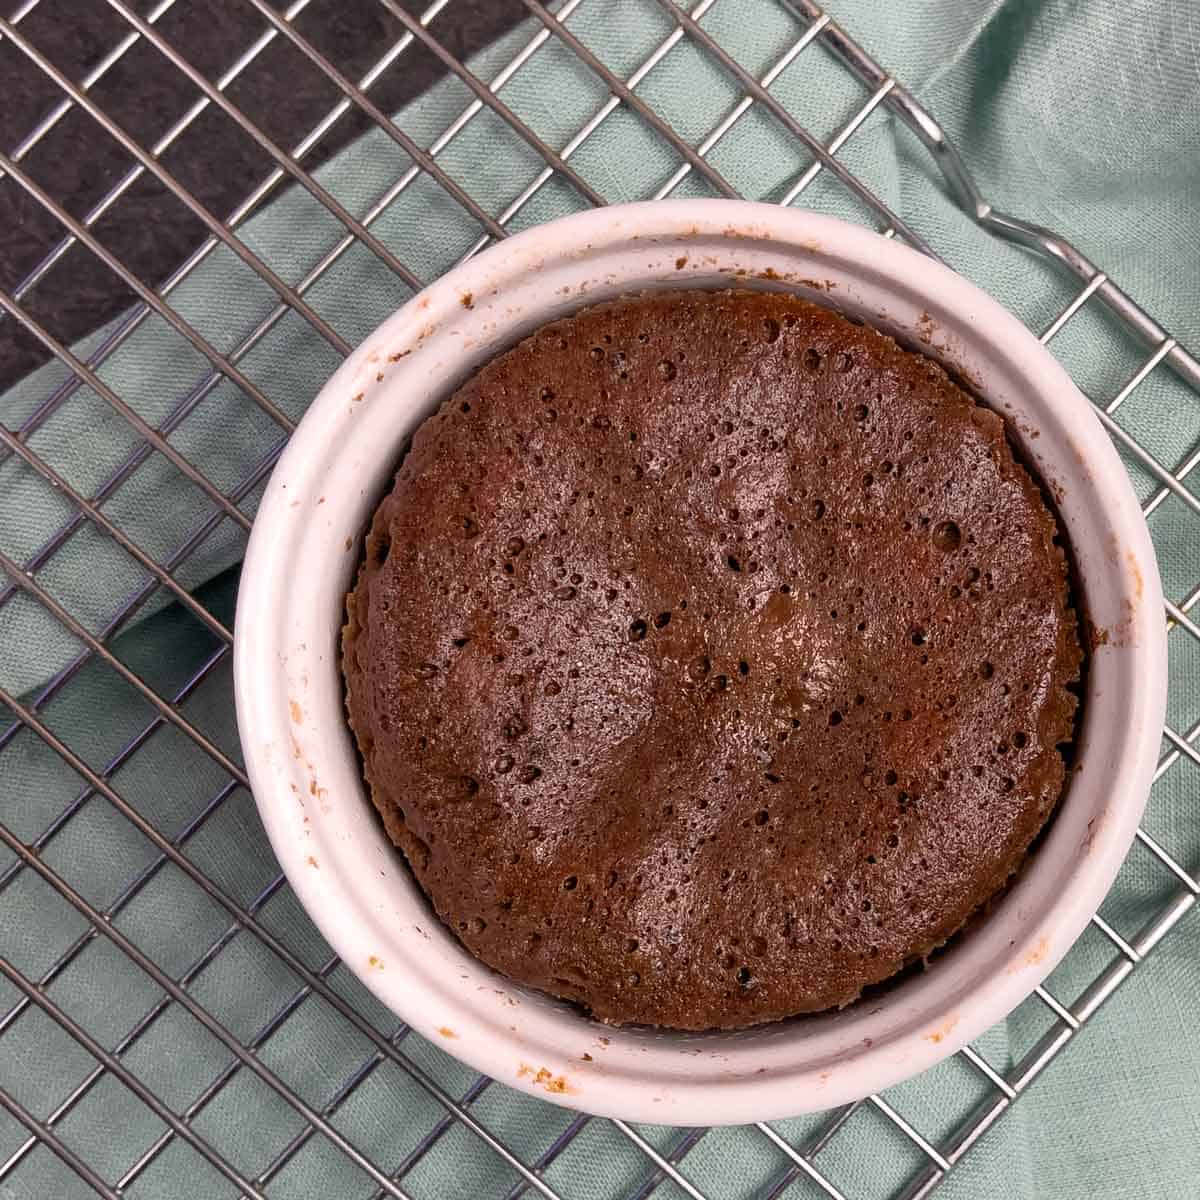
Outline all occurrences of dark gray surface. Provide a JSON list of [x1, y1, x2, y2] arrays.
[[0, 0, 524, 391]]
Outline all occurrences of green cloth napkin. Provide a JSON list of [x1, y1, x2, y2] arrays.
[[3, 1, 1198, 1197]]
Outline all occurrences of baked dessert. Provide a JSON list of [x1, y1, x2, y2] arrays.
[[342, 290, 1081, 1031]]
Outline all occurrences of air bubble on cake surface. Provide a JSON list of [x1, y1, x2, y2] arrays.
[[932, 520, 962, 552]]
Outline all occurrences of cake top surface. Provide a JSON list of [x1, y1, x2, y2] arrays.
[[343, 289, 1080, 1030]]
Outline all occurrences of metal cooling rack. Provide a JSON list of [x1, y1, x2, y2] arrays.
[[1, 1, 1198, 1197]]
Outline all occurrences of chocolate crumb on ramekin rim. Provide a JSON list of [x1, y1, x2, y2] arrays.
[[342, 290, 1082, 1031]]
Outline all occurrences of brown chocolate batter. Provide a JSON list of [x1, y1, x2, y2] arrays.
[[343, 290, 1081, 1030]]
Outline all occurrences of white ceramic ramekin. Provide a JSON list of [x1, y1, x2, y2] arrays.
[[234, 200, 1166, 1125]]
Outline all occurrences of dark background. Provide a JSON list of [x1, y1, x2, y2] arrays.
[[0, 0, 524, 391]]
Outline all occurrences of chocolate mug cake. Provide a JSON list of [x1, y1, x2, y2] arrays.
[[342, 290, 1081, 1030]]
